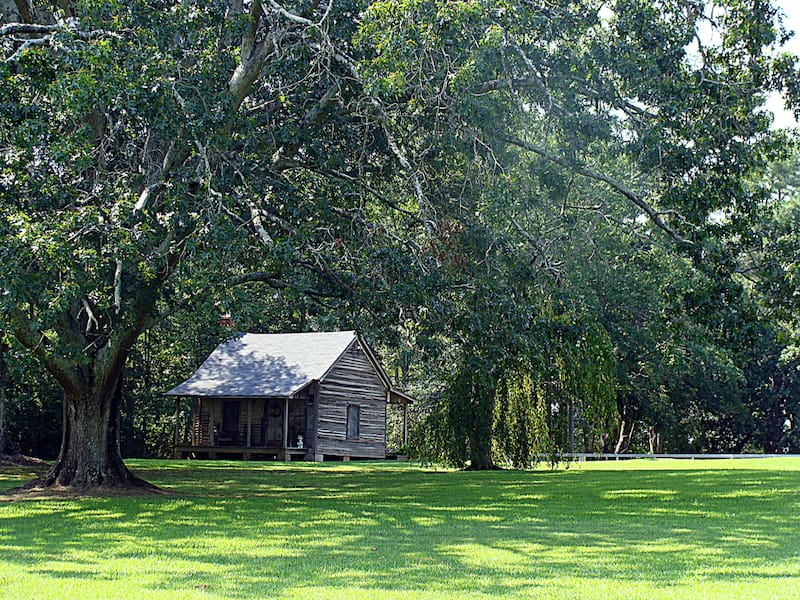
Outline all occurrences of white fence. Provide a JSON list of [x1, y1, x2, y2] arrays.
[[563, 453, 799, 461]]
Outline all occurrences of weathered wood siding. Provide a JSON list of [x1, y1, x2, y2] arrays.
[[192, 398, 220, 446], [316, 342, 387, 458]]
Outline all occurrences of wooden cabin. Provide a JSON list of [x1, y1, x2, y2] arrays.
[[166, 331, 413, 461]]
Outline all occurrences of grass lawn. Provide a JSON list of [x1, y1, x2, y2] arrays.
[[1, 458, 799, 599]]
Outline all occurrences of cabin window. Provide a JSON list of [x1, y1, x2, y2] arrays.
[[346, 404, 360, 439]]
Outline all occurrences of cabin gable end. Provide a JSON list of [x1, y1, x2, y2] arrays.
[[316, 343, 387, 458]]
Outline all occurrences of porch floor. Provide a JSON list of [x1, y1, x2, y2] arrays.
[[173, 445, 311, 461]]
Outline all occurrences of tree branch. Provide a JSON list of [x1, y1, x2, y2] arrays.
[[267, 0, 314, 26], [12, 317, 82, 395], [501, 132, 693, 245], [316, 167, 424, 223], [229, 271, 348, 300], [0, 22, 57, 36], [248, 201, 275, 246], [332, 50, 437, 237], [267, 0, 332, 27]]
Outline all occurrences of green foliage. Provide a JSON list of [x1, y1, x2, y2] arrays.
[[0, 341, 61, 458], [2, 0, 799, 472], [0, 0, 441, 479], [493, 371, 550, 468], [356, 0, 799, 467]]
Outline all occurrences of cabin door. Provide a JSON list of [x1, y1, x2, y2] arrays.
[[219, 400, 241, 446], [265, 399, 283, 444], [222, 401, 240, 435]]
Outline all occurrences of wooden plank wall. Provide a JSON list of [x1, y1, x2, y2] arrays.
[[316, 343, 387, 458], [192, 399, 219, 445]]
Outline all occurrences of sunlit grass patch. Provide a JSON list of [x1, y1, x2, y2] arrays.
[[1, 458, 800, 598]]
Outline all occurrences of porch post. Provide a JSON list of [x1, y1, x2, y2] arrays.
[[246, 398, 252, 447], [283, 397, 289, 448]]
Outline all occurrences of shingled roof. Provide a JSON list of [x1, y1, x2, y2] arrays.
[[165, 330, 372, 398]]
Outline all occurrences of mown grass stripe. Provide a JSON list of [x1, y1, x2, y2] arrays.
[[1, 458, 799, 599]]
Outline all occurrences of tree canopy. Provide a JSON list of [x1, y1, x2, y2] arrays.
[[1, 0, 799, 483]]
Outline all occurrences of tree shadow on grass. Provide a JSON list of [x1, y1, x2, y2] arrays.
[[0, 462, 799, 598]]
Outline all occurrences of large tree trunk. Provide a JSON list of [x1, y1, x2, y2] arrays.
[[468, 420, 495, 470], [41, 362, 152, 489], [466, 375, 498, 470], [0, 341, 9, 455], [10, 324, 160, 492], [121, 366, 137, 458]]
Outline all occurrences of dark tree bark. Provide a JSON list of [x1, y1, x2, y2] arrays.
[[0, 342, 10, 455], [121, 365, 137, 458], [38, 357, 154, 490], [11, 313, 158, 491], [466, 375, 498, 470], [48, 371, 119, 485]]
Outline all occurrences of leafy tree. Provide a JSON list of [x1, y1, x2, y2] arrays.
[[743, 152, 800, 452], [0, 339, 9, 456], [361, 0, 796, 465], [0, 335, 63, 458], [0, 0, 432, 488], [1, 0, 797, 484]]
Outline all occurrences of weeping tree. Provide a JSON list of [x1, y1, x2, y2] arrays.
[[365, 0, 798, 467], [415, 300, 619, 468], [493, 365, 555, 468]]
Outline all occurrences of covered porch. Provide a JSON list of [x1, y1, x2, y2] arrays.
[[173, 395, 313, 460]]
